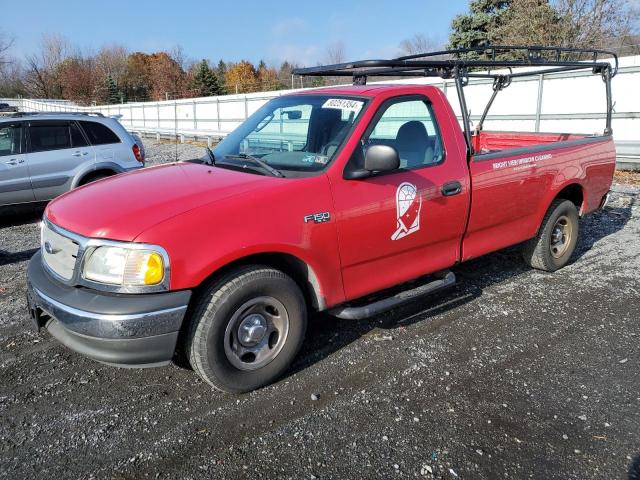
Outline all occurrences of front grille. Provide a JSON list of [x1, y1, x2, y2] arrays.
[[42, 222, 79, 281]]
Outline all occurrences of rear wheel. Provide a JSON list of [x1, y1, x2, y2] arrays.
[[522, 199, 579, 272], [79, 172, 113, 186], [185, 266, 307, 393]]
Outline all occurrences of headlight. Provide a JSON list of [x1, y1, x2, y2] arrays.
[[83, 246, 166, 287]]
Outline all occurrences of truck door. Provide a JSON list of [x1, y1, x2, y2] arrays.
[[330, 95, 470, 301], [0, 122, 34, 205], [27, 120, 95, 201]]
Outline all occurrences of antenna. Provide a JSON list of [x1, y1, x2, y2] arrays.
[[174, 100, 178, 163]]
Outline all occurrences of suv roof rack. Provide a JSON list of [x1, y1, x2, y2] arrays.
[[12, 111, 105, 118], [294, 45, 617, 152]]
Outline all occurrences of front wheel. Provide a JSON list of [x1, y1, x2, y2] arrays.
[[522, 199, 579, 272], [185, 266, 307, 393]]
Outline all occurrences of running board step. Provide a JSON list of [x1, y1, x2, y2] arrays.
[[329, 270, 456, 320]]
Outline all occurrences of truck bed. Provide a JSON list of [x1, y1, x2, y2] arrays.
[[472, 131, 590, 155], [463, 132, 616, 261]]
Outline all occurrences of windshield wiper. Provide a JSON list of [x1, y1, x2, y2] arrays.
[[223, 154, 284, 178]]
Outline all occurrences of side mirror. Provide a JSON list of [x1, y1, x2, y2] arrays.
[[364, 144, 400, 171], [344, 144, 400, 180], [283, 110, 302, 120]]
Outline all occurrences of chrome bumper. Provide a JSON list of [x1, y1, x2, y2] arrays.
[[29, 285, 187, 339], [26, 252, 191, 367]]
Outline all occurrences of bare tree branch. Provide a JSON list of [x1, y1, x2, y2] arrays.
[[0, 31, 15, 65], [399, 34, 440, 56], [324, 41, 346, 64]]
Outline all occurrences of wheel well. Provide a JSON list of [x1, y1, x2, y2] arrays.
[[555, 184, 584, 213], [197, 253, 326, 311], [78, 169, 116, 185]]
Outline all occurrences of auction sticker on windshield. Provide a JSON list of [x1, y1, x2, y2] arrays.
[[322, 98, 364, 113]]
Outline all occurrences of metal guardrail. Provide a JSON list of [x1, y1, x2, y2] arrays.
[[616, 141, 640, 170]]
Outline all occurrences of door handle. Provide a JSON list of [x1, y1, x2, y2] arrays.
[[71, 151, 82, 157], [441, 181, 462, 196], [5, 158, 24, 166]]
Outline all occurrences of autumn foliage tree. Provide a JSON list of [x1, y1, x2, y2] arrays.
[[58, 55, 100, 104], [224, 60, 258, 94]]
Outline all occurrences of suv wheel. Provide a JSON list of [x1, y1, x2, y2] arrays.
[[79, 172, 112, 186], [522, 199, 579, 272], [185, 266, 307, 393]]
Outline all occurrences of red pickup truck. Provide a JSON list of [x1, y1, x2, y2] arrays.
[[26, 46, 617, 393]]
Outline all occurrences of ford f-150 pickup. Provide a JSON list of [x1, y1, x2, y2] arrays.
[[26, 46, 617, 393]]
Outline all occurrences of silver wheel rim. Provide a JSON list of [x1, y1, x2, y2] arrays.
[[223, 296, 290, 371], [550, 215, 573, 258]]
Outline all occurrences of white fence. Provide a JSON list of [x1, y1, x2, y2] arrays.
[[8, 55, 640, 167]]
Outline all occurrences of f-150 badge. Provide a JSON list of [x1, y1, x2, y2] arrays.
[[391, 182, 422, 240]]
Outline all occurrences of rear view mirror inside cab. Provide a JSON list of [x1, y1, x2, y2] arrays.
[[283, 110, 302, 120]]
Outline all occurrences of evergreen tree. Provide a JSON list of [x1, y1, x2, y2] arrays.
[[105, 74, 120, 104], [191, 60, 220, 97], [215, 60, 227, 93], [448, 0, 512, 57]]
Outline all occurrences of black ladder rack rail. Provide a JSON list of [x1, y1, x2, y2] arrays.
[[293, 45, 618, 155]]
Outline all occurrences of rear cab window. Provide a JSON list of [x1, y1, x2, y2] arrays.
[[79, 121, 121, 145]]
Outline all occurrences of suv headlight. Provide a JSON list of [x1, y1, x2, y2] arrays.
[[83, 245, 167, 287]]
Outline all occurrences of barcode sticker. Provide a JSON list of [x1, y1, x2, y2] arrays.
[[322, 98, 364, 112]]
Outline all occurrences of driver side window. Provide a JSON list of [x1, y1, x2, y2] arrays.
[[365, 98, 444, 169]]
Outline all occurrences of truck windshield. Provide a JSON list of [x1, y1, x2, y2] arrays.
[[213, 95, 367, 173]]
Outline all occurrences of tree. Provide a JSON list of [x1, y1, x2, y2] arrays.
[[0, 31, 13, 66], [215, 60, 227, 93], [95, 45, 128, 88], [105, 74, 120, 103], [555, 0, 638, 50], [58, 55, 100, 105], [257, 63, 281, 91], [147, 52, 187, 100], [399, 34, 440, 56], [448, 0, 512, 56], [0, 62, 24, 97], [324, 41, 346, 64], [224, 60, 258, 93], [23, 34, 70, 98], [491, 0, 570, 48], [0, 30, 23, 97], [190, 59, 220, 97], [278, 61, 294, 88], [122, 52, 152, 101]]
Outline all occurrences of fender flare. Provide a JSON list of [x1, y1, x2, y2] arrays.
[[71, 162, 126, 189]]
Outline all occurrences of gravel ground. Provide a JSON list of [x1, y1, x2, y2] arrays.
[[1, 140, 639, 480]]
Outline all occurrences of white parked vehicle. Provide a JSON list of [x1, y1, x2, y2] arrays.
[[0, 112, 145, 206]]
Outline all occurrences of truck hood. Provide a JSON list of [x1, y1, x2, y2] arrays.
[[46, 162, 275, 241]]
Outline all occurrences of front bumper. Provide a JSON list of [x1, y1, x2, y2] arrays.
[[26, 251, 191, 367]]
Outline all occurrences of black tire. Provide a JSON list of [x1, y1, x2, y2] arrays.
[[79, 172, 112, 186], [185, 265, 307, 393], [522, 199, 579, 272]]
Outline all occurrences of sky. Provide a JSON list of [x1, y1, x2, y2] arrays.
[[3, 0, 469, 66]]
